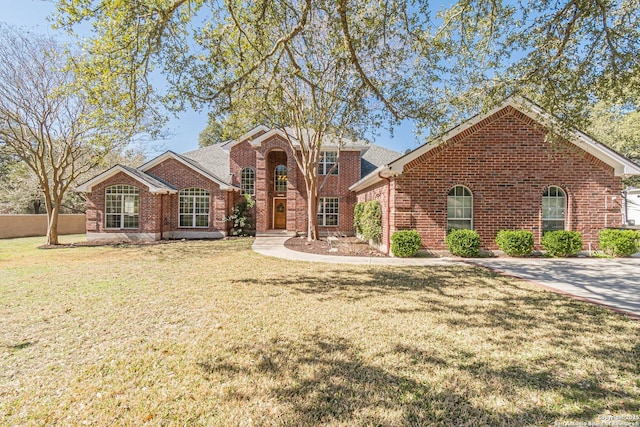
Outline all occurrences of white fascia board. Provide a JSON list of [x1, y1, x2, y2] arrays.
[[139, 151, 234, 190], [513, 98, 640, 177], [388, 96, 640, 177], [76, 165, 174, 194], [249, 128, 296, 147], [348, 165, 397, 192], [224, 125, 272, 149], [237, 125, 270, 142]]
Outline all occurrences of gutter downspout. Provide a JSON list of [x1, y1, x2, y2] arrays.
[[378, 171, 391, 255], [159, 193, 164, 240], [622, 189, 628, 226]]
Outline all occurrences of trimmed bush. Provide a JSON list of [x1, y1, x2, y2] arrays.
[[495, 230, 534, 256], [391, 230, 422, 257], [358, 200, 382, 243], [541, 230, 582, 257], [446, 229, 481, 257], [599, 229, 640, 257]]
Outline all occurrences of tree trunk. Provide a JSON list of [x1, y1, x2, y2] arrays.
[[46, 202, 60, 245], [307, 190, 319, 241], [306, 171, 319, 241]]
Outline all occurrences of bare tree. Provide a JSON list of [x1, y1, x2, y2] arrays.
[[0, 27, 138, 245]]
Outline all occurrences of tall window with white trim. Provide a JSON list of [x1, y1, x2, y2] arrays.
[[274, 165, 287, 192], [241, 167, 255, 195], [447, 186, 473, 231], [105, 185, 139, 229], [318, 197, 339, 226], [542, 186, 566, 232], [318, 151, 339, 175], [179, 188, 210, 227]]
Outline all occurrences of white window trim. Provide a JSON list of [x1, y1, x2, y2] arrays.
[[542, 185, 567, 232], [178, 188, 211, 229], [105, 185, 139, 230], [447, 185, 473, 230], [319, 151, 339, 175], [318, 197, 339, 227], [241, 167, 255, 195]]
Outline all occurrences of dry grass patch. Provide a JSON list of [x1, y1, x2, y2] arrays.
[[0, 236, 638, 426]]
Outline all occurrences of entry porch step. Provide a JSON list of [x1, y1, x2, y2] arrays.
[[255, 229, 297, 237]]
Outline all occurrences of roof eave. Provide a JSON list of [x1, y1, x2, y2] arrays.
[[348, 165, 397, 192], [140, 151, 233, 188]]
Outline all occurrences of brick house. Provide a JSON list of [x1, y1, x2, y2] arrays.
[[77, 126, 401, 241], [79, 97, 640, 250], [350, 97, 640, 252]]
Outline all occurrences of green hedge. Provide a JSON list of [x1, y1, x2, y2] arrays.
[[446, 229, 481, 257], [354, 201, 382, 242], [599, 229, 640, 257], [391, 230, 422, 257], [495, 230, 533, 256], [541, 231, 582, 257]]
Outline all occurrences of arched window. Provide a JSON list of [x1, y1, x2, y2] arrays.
[[241, 167, 255, 195], [447, 185, 473, 231], [274, 165, 287, 192], [179, 188, 210, 228], [105, 185, 139, 229], [542, 186, 566, 232]]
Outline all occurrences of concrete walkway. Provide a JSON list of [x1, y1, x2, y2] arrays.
[[252, 236, 640, 318], [252, 236, 464, 266]]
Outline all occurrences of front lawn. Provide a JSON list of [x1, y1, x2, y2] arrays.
[[1, 237, 638, 426]]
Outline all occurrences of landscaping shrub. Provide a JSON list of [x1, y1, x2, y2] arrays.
[[446, 229, 481, 257], [391, 230, 422, 257], [223, 193, 255, 236], [358, 200, 382, 242], [353, 202, 365, 236], [495, 230, 534, 256], [541, 230, 582, 257], [599, 229, 640, 257]]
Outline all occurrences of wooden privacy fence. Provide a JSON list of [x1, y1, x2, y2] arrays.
[[0, 214, 86, 239]]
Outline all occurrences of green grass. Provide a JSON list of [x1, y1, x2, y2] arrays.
[[1, 236, 638, 426]]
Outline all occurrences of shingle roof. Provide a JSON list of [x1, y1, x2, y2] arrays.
[[119, 165, 177, 191], [361, 145, 403, 177], [181, 145, 232, 184]]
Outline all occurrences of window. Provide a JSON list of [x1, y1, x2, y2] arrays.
[[105, 185, 139, 229], [447, 186, 473, 231], [179, 188, 210, 228], [318, 151, 339, 175], [274, 165, 287, 192], [542, 186, 566, 232], [241, 168, 255, 195], [318, 197, 339, 226]]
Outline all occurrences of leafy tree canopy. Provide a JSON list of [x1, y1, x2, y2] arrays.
[[55, 0, 640, 136]]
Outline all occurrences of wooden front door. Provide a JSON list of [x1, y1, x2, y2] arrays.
[[273, 199, 287, 229]]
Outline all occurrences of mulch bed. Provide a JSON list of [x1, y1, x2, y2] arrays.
[[284, 236, 388, 257]]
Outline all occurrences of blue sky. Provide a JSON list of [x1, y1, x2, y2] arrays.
[[0, 0, 421, 156]]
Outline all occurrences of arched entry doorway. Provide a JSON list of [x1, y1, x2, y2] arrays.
[[267, 149, 288, 230]]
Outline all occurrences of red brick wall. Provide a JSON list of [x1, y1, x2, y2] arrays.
[[229, 134, 361, 235], [317, 150, 361, 233], [147, 159, 227, 233], [85, 171, 160, 235], [375, 106, 622, 250]]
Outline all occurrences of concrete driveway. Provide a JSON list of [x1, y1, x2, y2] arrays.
[[468, 257, 640, 318]]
